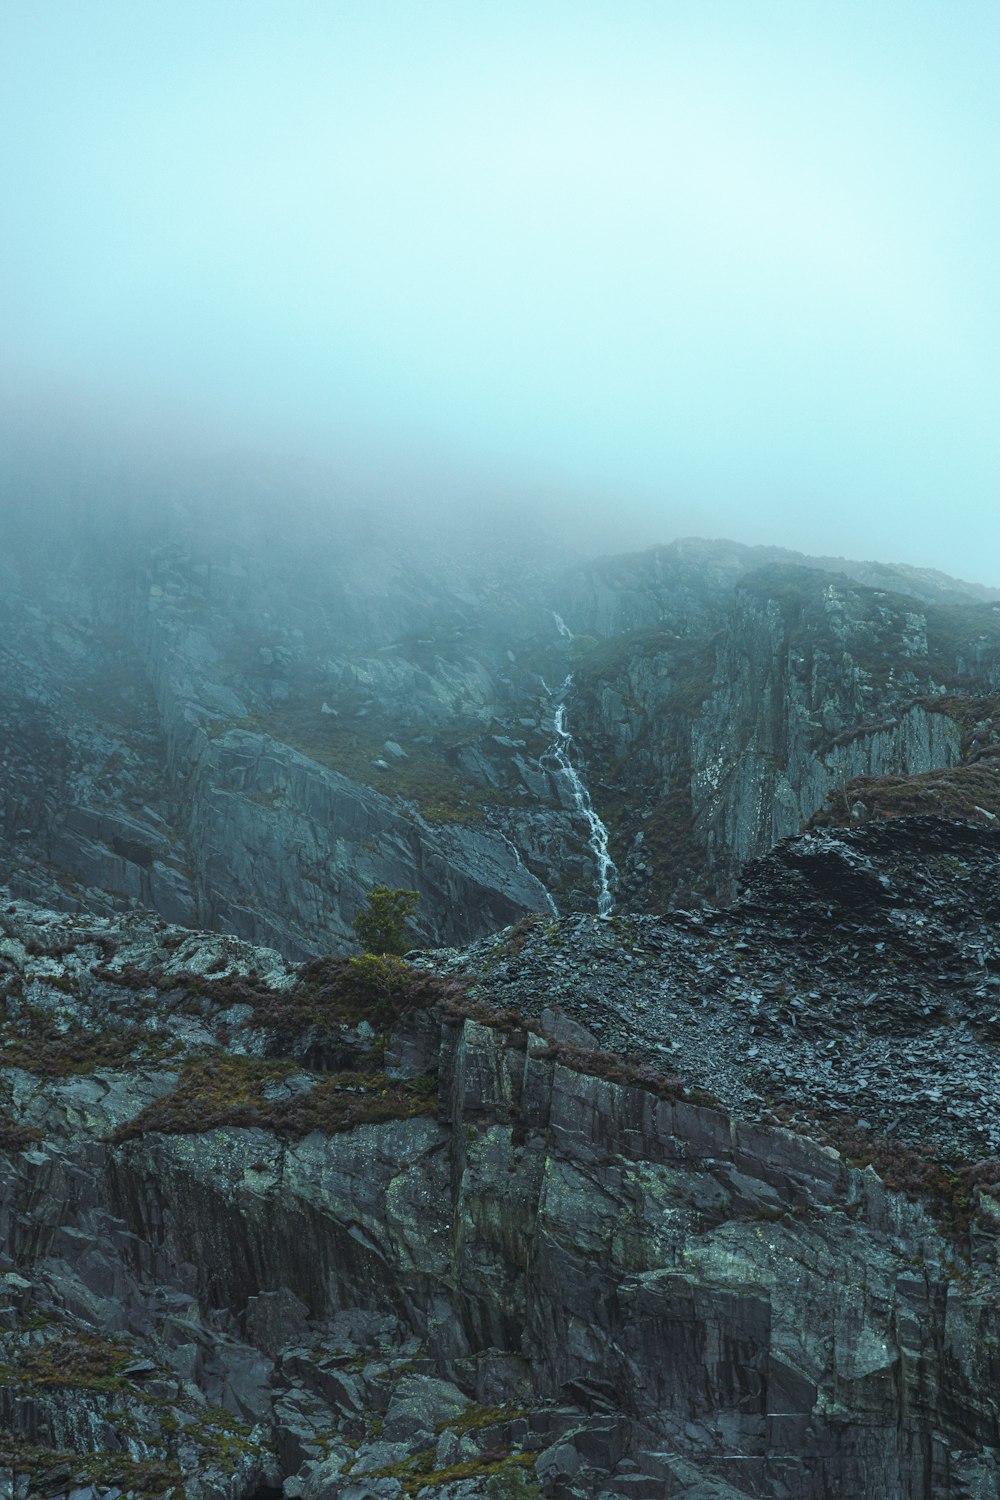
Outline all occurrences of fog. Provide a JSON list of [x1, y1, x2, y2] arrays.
[[3, 1, 1000, 583]]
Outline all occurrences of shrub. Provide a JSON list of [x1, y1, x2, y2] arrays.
[[353, 886, 419, 955]]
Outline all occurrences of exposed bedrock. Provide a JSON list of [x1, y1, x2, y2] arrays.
[[3, 1000, 1000, 1498], [3, 521, 1000, 937], [566, 561, 1000, 905], [2, 821, 1000, 1498]]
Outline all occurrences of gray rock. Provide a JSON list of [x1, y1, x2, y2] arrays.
[[539, 1005, 599, 1050], [382, 1373, 470, 1441], [245, 1288, 311, 1356]]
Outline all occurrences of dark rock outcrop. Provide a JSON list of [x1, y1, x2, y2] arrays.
[[3, 816, 1000, 1497], [564, 557, 1000, 905]]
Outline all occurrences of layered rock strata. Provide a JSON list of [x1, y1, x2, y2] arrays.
[[2, 817, 1000, 1497]]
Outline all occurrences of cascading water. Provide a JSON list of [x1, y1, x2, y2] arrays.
[[545, 674, 618, 917]]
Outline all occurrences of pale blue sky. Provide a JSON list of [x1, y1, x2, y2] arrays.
[[2, 2, 999, 581]]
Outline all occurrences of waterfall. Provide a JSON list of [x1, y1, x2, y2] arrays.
[[545, 675, 617, 917], [551, 611, 573, 639]]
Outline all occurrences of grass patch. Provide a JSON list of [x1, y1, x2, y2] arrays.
[[0, 1403, 266, 1496], [813, 691, 1000, 828], [110, 1054, 438, 1144], [179, 1405, 266, 1465], [435, 1402, 527, 1436], [0, 1333, 138, 1392], [0, 1441, 183, 1497], [366, 1444, 538, 1496], [217, 706, 512, 825], [811, 757, 1000, 828]]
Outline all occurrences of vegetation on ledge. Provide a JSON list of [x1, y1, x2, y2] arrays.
[[0, 1008, 177, 1078], [773, 1104, 1000, 1248], [0, 1332, 138, 1392], [257, 954, 471, 1039], [364, 1442, 539, 1497], [811, 757, 1000, 829], [111, 1053, 438, 1144], [0, 1440, 184, 1498]]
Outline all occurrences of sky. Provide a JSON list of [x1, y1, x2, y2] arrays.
[[2, 1, 999, 582]]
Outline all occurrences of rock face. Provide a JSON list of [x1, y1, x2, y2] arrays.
[[2, 494, 1000, 940], [3, 817, 1000, 1498], [0, 505, 577, 950], [563, 554, 1000, 906]]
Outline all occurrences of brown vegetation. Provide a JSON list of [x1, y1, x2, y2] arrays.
[[111, 1053, 438, 1144]]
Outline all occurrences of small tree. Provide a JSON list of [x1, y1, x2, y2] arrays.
[[352, 885, 419, 956]]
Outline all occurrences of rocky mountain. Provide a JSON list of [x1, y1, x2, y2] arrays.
[[2, 471, 999, 953], [2, 815, 1000, 1499], [5, 455, 1000, 1497]]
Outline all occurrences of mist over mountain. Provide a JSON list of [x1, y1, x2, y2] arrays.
[[5, 3, 1000, 1496], [3, 425, 1000, 1497], [4, 0, 1000, 582], [2, 421, 997, 947]]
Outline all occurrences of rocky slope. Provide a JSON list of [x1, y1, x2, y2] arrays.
[[3, 490, 1000, 951], [3, 816, 1000, 1498]]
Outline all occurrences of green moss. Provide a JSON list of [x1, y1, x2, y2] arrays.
[[56, 1449, 183, 1496], [0, 1333, 267, 1488], [180, 1405, 266, 1464], [18, 1309, 56, 1331], [0, 1403, 265, 1495], [0, 1332, 137, 1392], [366, 1444, 537, 1496], [434, 1402, 527, 1435], [485, 1470, 544, 1500]]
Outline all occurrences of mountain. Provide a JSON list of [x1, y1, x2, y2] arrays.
[[5, 459, 1000, 1497], [2, 489, 999, 953]]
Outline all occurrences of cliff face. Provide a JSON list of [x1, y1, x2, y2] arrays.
[[564, 559, 1000, 906], [2, 504, 1000, 943], [3, 816, 1000, 1499], [0, 515, 581, 950], [6, 474, 1000, 1500]]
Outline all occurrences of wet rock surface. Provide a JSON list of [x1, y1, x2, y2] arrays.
[[3, 815, 1000, 1497]]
